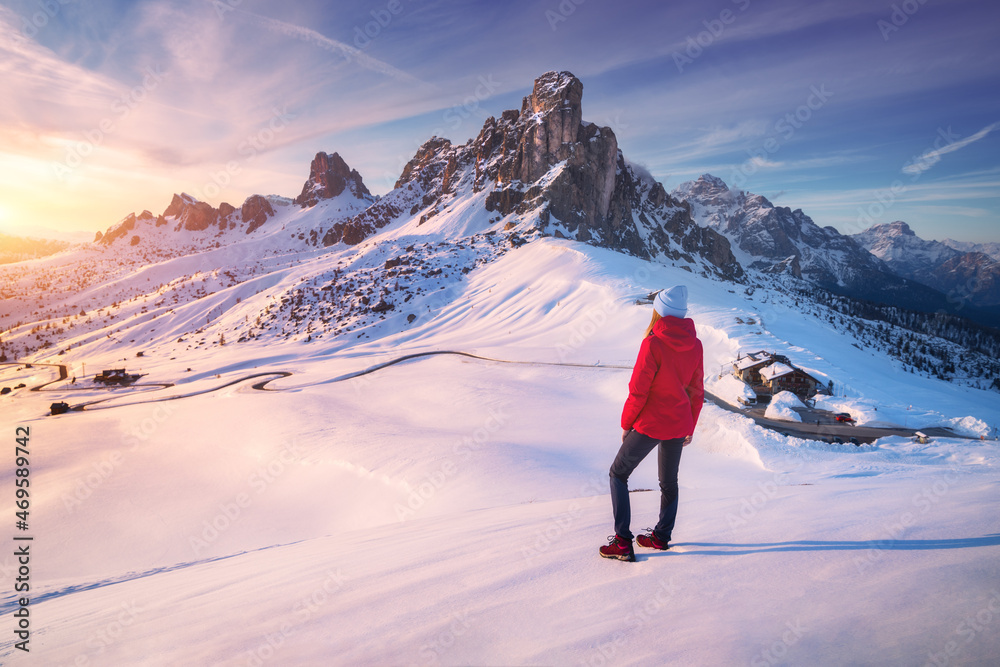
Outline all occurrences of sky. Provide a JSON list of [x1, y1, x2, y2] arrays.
[[0, 0, 998, 243]]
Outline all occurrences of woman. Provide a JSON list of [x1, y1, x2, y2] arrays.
[[600, 285, 704, 562]]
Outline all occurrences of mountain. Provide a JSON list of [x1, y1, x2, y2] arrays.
[[854, 221, 1000, 308], [4, 71, 996, 367], [931, 252, 1000, 307], [674, 174, 890, 283], [319, 71, 743, 281], [294, 151, 374, 208], [852, 221, 959, 275], [1, 72, 743, 365], [942, 238, 1000, 263], [91, 152, 378, 262], [91, 73, 742, 282], [0, 232, 73, 264], [672, 174, 996, 322]]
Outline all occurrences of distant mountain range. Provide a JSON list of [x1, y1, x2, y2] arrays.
[[942, 239, 1000, 263], [853, 221, 1000, 309], [672, 175, 1000, 325], [0, 233, 73, 264]]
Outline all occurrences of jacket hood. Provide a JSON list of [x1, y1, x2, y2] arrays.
[[651, 316, 698, 353]]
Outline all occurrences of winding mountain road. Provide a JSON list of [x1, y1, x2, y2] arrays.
[[2, 354, 968, 443]]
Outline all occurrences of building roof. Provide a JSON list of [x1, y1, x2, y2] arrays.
[[735, 351, 773, 371], [760, 362, 796, 381]]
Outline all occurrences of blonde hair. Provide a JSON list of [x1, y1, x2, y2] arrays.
[[644, 309, 662, 338]]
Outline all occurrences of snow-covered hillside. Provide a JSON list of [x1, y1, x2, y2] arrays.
[[3, 222, 1000, 664]]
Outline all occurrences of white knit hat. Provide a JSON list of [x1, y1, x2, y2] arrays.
[[653, 285, 688, 319]]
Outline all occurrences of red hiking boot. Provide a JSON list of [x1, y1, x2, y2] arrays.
[[599, 535, 635, 562], [636, 530, 669, 550]]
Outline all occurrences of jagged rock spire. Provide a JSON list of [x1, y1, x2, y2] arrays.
[[295, 152, 372, 207]]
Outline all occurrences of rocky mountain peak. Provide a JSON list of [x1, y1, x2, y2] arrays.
[[295, 152, 372, 208], [941, 238, 1000, 262], [854, 221, 951, 258], [858, 220, 916, 241], [520, 71, 584, 164], [241, 195, 276, 234], [396, 138, 454, 190], [744, 193, 773, 209], [319, 71, 742, 280], [886, 220, 915, 236], [677, 174, 748, 206], [161, 193, 228, 232], [483, 70, 619, 234], [685, 174, 732, 197], [675, 173, 898, 288], [524, 70, 582, 115]]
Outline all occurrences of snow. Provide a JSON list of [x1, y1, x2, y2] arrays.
[[706, 372, 757, 407], [943, 415, 991, 439], [2, 219, 1000, 664], [764, 390, 805, 422], [810, 395, 990, 436], [735, 351, 770, 371], [760, 361, 795, 381]]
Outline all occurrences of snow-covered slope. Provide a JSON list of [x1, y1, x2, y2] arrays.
[[2, 232, 999, 665]]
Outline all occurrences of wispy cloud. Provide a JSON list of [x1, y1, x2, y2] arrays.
[[0, 9, 124, 135], [903, 122, 999, 175], [237, 10, 428, 88]]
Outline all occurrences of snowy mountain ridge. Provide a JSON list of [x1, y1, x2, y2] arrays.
[[83, 72, 742, 285], [943, 238, 1000, 263], [672, 174, 1000, 322], [853, 220, 959, 268], [673, 175, 891, 286], [304, 71, 744, 281], [854, 221, 1000, 308]]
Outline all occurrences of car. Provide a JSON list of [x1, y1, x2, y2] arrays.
[[834, 413, 855, 424]]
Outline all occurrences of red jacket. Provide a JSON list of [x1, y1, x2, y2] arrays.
[[621, 316, 704, 440]]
